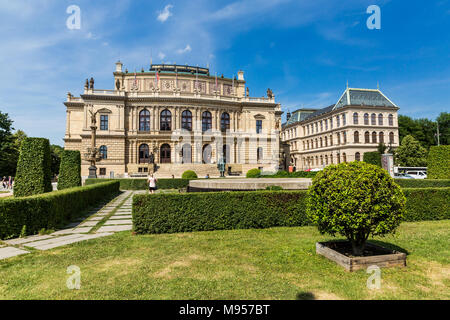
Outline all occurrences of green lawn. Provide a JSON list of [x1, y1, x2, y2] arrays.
[[0, 220, 449, 300]]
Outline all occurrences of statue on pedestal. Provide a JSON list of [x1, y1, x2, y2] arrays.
[[217, 157, 226, 177], [84, 110, 102, 178]]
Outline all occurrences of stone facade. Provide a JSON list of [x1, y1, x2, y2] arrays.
[[64, 62, 282, 178], [282, 88, 400, 170]]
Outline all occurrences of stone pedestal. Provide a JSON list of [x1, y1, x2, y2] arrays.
[[88, 166, 98, 179], [381, 153, 394, 177]]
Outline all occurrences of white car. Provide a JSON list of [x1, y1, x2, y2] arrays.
[[406, 171, 427, 179]]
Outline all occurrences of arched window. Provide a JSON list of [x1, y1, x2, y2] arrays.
[[365, 131, 370, 143], [315, 138, 318, 148], [324, 136, 328, 147], [371, 113, 376, 125], [222, 144, 231, 163], [336, 116, 340, 127], [372, 131, 377, 143], [353, 112, 359, 124], [202, 144, 212, 164], [221, 112, 230, 132], [325, 155, 328, 165], [330, 154, 333, 164], [181, 110, 192, 131], [337, 153, 340, 164], [99, 145, 107, 159], [139, 109, 150, 131], [336, 133, 340, 145], [320, 121, 323, 131], [343, 153, 347, 163], [160, 109, 172, 131], [378, 113, 383, 126], [364, 113, 369, 125], [389, 114, 394, 126], [202, 111, 212, 132], [389, 132, 395, 144], [379, 132, 384, 143], [354, 131, 360, 143], [330, 135, 333, 146], [181, 144, 192, 164], [257, 147, 263, 163], [139, 144, 149, 164], [320, 155, 323, 165], [320, 137, 323, 148], [342, 114, 346, 126], [160, 144, 171, 163], [355, 152, 361, 161]]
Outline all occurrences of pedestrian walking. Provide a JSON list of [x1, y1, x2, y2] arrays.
[[147, 174, 157, 194]]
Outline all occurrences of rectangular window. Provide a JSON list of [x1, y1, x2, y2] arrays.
[[256, 120, 262, 134], [100, 115, 108, 130]]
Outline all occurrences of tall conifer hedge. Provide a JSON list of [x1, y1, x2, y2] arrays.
[[57, 150, 81, 190], [13, 138, 52, 197]]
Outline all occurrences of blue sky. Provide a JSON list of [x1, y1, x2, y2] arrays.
[[0, 0, 449, 145]]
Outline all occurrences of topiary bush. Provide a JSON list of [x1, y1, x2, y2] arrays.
[[14, 137, 52, 197], [246, 168, 261, 178], [57, 150, 81, 190], [181, 170, 198, 180], [427, 145, 450, 179], [363, 151, 382, 167], [306, 161, 406, 256]]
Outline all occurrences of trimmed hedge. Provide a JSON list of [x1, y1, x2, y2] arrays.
[[0, 181, 120, 239], [394, 179, 450, 188], [246, 169, 317, 178], [14, 137, 52, 197], [403, 188, 450, 221], [428, 145, 450, 179], [363, 151, 382, 167], [57, 150, 81, 190], [132, 187, 450, 234], [133, 191, 310, 234], [85, 178, 190, 190]]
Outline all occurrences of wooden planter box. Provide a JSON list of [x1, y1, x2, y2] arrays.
[[316, 241, 407, 272]]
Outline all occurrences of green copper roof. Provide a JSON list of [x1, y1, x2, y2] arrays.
[[283, 88, 397, 127], [334, 88, 396, 110]]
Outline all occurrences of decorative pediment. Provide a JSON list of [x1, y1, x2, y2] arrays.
[[254, 114, 266, 120], [98, 108, 112, 114]]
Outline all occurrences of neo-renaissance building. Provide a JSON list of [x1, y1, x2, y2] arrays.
[[64, 62, 282, 178], [281, 88, 400, 170]]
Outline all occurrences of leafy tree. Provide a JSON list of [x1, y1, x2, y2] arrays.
[[0, 111, 18, 176], [307, 162, 406, 256], [50, 145, 64, 177], [395, 135, 427, 167], [436, 112, 450, 146]]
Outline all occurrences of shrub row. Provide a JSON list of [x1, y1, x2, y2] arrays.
[[0, 181, 120, 239], [85, 178, 190, 190], [246, 169, 317, 179], [133, 191, 310, 234], [394, 179, 450, 188], [427, 145, 450, 179], [132, 187, 450, 234]]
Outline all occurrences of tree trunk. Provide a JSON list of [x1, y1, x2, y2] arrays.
[[351, 240, 366, 256]]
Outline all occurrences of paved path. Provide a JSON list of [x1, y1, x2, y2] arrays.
[[0, 190, 146, 261]]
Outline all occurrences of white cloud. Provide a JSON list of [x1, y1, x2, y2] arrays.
[[177, 44, 192, 54], [158, 52, 166, 60], [157, 4, 173, 22]]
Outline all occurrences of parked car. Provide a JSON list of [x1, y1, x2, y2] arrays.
[[396, 173, 415, 179], [406, 171, 427, 179]]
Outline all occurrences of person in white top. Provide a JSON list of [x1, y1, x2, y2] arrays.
[[147, 174, 157, 194]]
